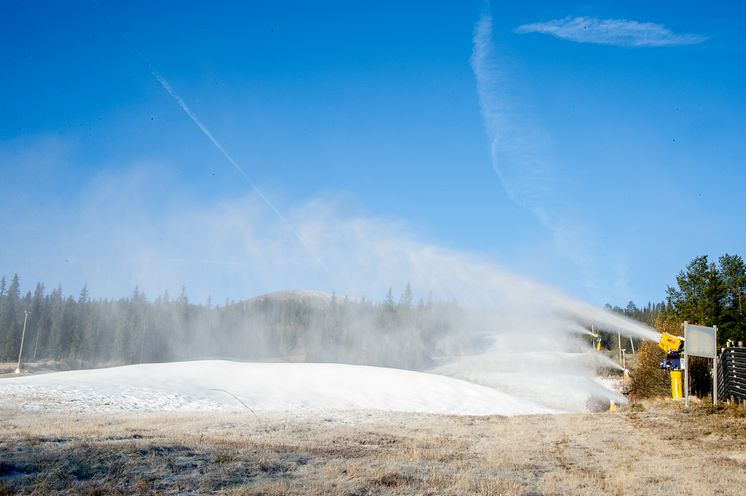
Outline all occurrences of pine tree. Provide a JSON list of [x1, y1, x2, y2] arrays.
[[47, 286, 65, 360], [59, 295, 78, 360], [719, 254, 746, 343], [74, 285, 94, 361], [702, 261, 726, 326], [666, 256, 719, 326], [665, 255, 734, 345], [0, 274, 21, 359], [29, 283, 45, 362], [384, 287, 394, 309], [399, 282, 413, 310]]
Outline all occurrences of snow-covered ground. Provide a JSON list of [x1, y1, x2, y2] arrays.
[[0, 360, 555, 416], [433, 351, 627, 412]]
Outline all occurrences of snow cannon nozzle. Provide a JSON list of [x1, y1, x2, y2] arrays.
[[657, 332, 684, 354]]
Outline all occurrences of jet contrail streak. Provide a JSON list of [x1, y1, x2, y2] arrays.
[[151, 69, 322, 266]]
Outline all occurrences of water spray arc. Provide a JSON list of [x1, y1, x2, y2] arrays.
[[150, 69, 323, 267]]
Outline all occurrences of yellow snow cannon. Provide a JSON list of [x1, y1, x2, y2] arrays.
[[658, 332, 684, 355], [658, 332, 685, 399], [592, 332, 602, 351]]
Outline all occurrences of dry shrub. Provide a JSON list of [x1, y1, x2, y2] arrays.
[[473, 478, 522, 496], [373, 470, 418, 487], [630, 340, 669, 397]]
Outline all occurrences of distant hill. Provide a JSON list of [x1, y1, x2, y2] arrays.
[[248, 290, 336, 309]]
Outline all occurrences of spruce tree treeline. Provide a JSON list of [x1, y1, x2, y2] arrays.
[[0, 277, 460, 371], [609, 253, 746, 346]]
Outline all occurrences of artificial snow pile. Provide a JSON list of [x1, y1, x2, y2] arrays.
[[433, 350, 627, 412], [0, 360, 554, 416]]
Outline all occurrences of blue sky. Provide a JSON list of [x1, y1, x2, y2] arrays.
[[1, 0, 744, 306]]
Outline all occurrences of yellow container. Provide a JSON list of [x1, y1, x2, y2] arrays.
[[670, 370, 683, 399]]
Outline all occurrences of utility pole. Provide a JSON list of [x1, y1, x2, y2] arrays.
[[15, 310, 30, 374], [617, 330, 623, 364], [629, 337, 635, 354]]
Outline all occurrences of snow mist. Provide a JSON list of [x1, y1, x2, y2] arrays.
[[58, 171, 660, 412]]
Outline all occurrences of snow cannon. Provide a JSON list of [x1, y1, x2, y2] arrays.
[[658, 332, 685, 399], [592, 332, 602, 351]]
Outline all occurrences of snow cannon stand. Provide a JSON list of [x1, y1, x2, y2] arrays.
[[658, 332, 685, 400]]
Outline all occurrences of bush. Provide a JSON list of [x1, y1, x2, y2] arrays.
[[630, 340, 670, 397]]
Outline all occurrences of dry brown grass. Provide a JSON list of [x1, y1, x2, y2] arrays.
[[1, 400, 745, 495]]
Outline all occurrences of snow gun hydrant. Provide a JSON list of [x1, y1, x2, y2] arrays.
[[658, 332, 685, 399]]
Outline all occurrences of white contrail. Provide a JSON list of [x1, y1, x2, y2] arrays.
[[151, 69, 322, 266], [470, 12, 551, 217], [470, 12, 601, 295]]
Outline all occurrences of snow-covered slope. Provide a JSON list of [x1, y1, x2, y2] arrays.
[[0, 360, 553, 416]]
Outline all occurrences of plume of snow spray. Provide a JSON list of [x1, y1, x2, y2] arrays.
[[68, 178, 659, 411], [424, 10, 662, 410]]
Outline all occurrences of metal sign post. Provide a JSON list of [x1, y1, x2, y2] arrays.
[[713, 326, 718, 405], [684, 345, 688, 407]]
